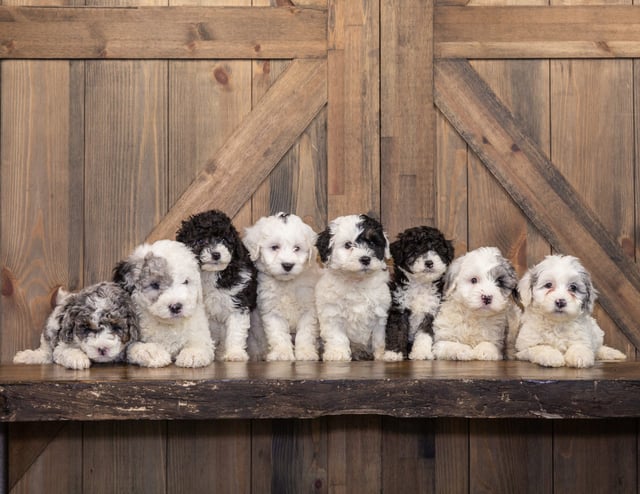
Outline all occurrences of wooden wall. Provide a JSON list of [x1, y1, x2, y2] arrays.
[[2, 0, 640, 492]]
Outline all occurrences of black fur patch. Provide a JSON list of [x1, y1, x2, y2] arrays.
[[316, 228, 332, 264], [355, 214, 387, 260]]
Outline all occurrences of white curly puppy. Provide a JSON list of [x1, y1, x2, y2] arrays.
[[315, 214, 392, 361], [514, 254, 626, 368], [433, 246, 520, 361], [243, 212, 320, 361], [114, 239, 214, 368]]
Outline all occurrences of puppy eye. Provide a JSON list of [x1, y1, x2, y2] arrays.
[[344, 242, 353, 250], [495, 276, 505, 288], [293, 245, 300, 252], [150, 282, 160, 290], [568, 283, 578, 293], [470, 277, 478, 284], [543, 282, 553, 289], [270, 244, 280, 251], [183, 279, 189, 285]]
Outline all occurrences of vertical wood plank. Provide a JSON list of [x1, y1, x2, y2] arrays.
[[380, 0, 435, 238], [327, 0, 379, 219], [435, 419, 469, 493]]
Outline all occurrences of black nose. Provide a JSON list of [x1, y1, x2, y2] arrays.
[[169, 303, 183, 315], [98, 348, 108, 356], [555, 299, 567, 309], [481, 294, 493, 306], [360, 256, 371, 266], [425, 260, 434, 269], [212, 252, 221, 261], [282, 263, 294, 272]]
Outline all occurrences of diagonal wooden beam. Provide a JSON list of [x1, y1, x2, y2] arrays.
[[434, 58, 640, 349], [146, 58, 327, 242]]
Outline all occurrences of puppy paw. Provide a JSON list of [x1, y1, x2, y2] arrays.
[[13, 348, 52, 365], [222, 348, 250, 362], [472, 342, 502, 361], [56, 349, 91, 370], [409, 341, 434, 361], [564, 345, 595, 368], [175, 347, 214, 368], [433, 341, 473, 361], [266, 346, 296, 361], [322, 347, 351, 362], [596, 345, 627, 361], [295, 346, 320, 361], [382, 350, 404, 362], [128, 343, 172, 368]]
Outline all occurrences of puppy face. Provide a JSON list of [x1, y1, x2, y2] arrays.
[[444, 246, 518, 314], [243, 212, 317, 281], [391, 226, 454, 282], [114, 240, 203, 321], [316, 214, 390, 274], [58, 282, 139, 363], [176, 209, 241, 272], [519, 254, 595, 320]]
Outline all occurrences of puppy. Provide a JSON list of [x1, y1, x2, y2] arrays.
[[243, 212, 320, 361], [385, 226, 454, 360], [13, 282, 139, 370], [316, 214, 392, 361], [114, 239, 214, 368], [176, 209, 258, 361], [432, 246, 519, 361], [514, 254, 626, 368]]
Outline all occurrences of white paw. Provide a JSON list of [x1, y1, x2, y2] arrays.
[[597, 345, 627, 361], [383, 350, 404, 362], [14, 349, 52, 365], [409, 340, 434, 361], [295, 345, 320, 361], [266, 346, 296, 361], [222, 348, 250, 362], [525, 348, 565, 368], [322, 347, 351, 362], [57, 349, 91, 370], [128, 343, 172, 368], [564, 346, 595, 368], [472, 342, 502, 361], [433, 342, 473, 361], [175, 347, 214, 368]]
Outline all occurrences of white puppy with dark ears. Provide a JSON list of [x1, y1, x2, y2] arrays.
[[315, 214, 392, 361], [433, 246, 520, 361], [114, 239, 214, 368], [243, 212, 321, 361], [514, 254, 626, 368]]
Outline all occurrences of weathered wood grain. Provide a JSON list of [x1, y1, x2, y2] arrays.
[[146, 58, 327, 242], [434, 59, 640, 350], [0, 5, 327, 59], [3, 361, 640, 421], [435, 5, 640, 58]]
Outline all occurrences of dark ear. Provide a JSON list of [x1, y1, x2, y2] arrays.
[[444, 238, 455, 264], [58, 299, 80, 344], [113, 260, 137, 294], [389, 239, 403, 266], [122, 298, 141, 343], [316, 228, 332, 264]]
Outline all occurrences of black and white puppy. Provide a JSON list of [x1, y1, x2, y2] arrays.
[[385, 226, 454, 360], [176, 209, 258, 361], [514, 254, 626, 368], [316, 214, 392, 361], [14, 282, 139, 370]]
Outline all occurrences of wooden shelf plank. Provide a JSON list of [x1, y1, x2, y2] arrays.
[[0, 6, 327, 59], [2, 361, 640, 421]]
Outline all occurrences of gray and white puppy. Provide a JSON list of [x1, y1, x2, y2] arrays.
[[14, 282, 139, 370]]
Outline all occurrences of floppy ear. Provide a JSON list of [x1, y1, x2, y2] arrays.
[[389, 238, 403, 266], [242, 220, 265, 262], [442, 255, 462, 298], [444, 238, 455, 265], [383, 232, 391, 260], [58, 298, 80, 344], [302, 223, 319, 265], [580, 268, 597, 313], [316, 228, 333, 264], [518, 270, 534, 308], [113, 259, 139, 294], [122, 297, 141, 343]]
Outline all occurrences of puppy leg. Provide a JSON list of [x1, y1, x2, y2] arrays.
[[433, 340, 474, 361], [127, 341, 172, 368], [371, 317, 389, 361], [262, 313, 295, 361], [13, 335, 53, 364], [564, 344, 595, 368], [516, 345, 565, 367], [409, 332, 434, 361], [222, 311, 250, 362], [472, 341, 502, 361], [385, 308, 409, 360], [596, 345, 627, 361], [176, 326, 215, 368], [294, 310, 320, 361], [320, 320, 352, 362], [53, 343, 91, 370]]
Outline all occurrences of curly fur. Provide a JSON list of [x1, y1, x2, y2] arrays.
[[114, 240, 214, 368], [176, 209, 259, 361], [14, 282, 139, 370], [385, 226, 454, 360], [316, 214, 392, 361], [514, 254, 626, 368]]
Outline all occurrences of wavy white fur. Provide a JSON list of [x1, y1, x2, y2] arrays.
[[243, 213, 320, 361], [114, 239, 214, 368], [514, 254, 626, 368]]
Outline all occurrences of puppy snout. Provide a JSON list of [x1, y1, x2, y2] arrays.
[[359, 256, 371, 266], [481, 294, 493, 306], [98, 348, 108, 356], [169, 303, 183, 315], [555, 298, 567, 309], [211, 252, 221, 261], [281, 262, 294, 272]]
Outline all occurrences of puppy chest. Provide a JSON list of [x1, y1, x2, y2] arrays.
[[203, 288, 240, 322], [403, 283, 440, 317]]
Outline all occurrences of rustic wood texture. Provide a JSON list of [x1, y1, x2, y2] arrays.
[[434, 58, 640, 350], [0, 5, 327, 59], [435, 5, 640, 58], [146, 58, 327, 242]]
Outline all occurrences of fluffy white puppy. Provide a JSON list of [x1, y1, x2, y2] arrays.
[[514, 254, 626, 368], [316, 214, 392, 361], [433, 246, 519, 361], [13, 282, 139, 370], [114, 239, 214, 368], [243, 212, 320, 361]]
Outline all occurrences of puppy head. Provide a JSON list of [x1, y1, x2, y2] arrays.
[[114, 240, 203, 321], [58, 282, 139, 363], [390, 226, 454, 282], [519, 254, 595, 320], [242, 212, 317, 280], [316, 214, 390, 274], [176, 209, 246, 273], [443, 246, 518, 314]]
